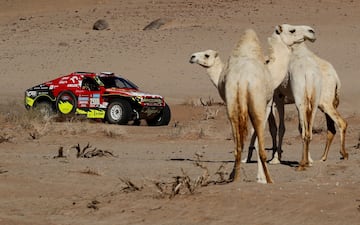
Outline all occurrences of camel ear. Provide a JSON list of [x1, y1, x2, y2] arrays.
[[275, 25, 282, 35], [214, 51, 219, 58]]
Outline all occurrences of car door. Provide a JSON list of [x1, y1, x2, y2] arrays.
[[77, 77, 102, 109]]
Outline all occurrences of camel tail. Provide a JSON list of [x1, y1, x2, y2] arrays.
[[227, 81, 249, 148], [236, 84, 249, 144], [333, 75, 341, 108]]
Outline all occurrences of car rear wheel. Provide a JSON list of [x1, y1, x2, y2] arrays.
[[34, 101, 55, 119], [56, 91, 77, 115], [106, 99, 132, 125], [146, 103, 171, 126]]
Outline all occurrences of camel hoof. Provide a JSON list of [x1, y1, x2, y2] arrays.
[[340, 153, 349, 160], [256, 177, 267, 184], [229, 169, 240, 182], [256, 177, 273, 184], [296, 166, 306, 171], [269, 158, 281, 165]]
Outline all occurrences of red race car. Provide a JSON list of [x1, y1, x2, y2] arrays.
[[24, 71, 171, 126]]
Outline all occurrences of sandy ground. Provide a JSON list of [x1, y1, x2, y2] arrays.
[[0, 0, 360, 224]]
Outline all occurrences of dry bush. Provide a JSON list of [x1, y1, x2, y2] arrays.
[[152, 152, 229, 199], [118, 178, 143, 193], [0, 133, 13, 143], [72, 143, 116, 158], [199, 96, 215, 106], [0, 101, 55, 141], [183, 96, 224, 107], [204, 106, 220, 120], [53, 147, 66, 158]]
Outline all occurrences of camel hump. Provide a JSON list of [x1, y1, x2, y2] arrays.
[[230, 29, 265, 62]]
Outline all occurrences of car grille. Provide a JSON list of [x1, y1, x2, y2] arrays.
[[142, 98, 163, 105]]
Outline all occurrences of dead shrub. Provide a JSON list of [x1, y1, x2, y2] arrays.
[[53, 147, 66, 158], [119, 178, 142, 193], [204, 107, 219, 120], [0, 133, 13, 143], [153, 152, 229, 199], [200, 96, 215, 106], [72, 143, 116, 158]]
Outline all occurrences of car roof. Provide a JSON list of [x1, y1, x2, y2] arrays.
[[70, 71, 125, 79]]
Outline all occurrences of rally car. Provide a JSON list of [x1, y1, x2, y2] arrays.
[[24, 72, 171, 126]]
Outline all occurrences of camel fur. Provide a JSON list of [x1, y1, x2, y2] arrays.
[[191, 29, 274, 183], [267, 24, 348, 166]]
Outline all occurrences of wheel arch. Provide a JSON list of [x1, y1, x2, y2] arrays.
[[33, 95, 55, 108]]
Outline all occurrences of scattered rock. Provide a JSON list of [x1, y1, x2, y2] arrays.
[[58, 42, 69, 47], [143, 18, 171, 30], [92, 19, 108, 30]]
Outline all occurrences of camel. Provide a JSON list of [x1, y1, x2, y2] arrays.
[[265, 24, 348, 166], [245, 24, 321, 170], [190, 26, 313, 183], [191, 29, 274, 183]]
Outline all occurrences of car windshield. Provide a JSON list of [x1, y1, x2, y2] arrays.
[[98, 76, 138, 89]]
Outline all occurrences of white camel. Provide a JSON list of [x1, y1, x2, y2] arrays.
[[190, 25, 317, 172], [263, 24, 348, 167], [189, 26, 316, 182]]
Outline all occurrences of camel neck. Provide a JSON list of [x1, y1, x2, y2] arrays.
[[291, 42, 312, 56], [207, 58, 224, 88], [267, 37, 292, 89]]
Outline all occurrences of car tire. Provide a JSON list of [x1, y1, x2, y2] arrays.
[[56, 91, 77, 115], [105, 99, 132, 125], [146, 103, 171, 126], [34, 101, 55, 119]]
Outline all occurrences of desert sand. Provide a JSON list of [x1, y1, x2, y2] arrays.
[[0, 0, 359, 224]]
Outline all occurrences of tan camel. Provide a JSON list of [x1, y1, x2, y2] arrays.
[[191, 29, 274, 183], [190, 25, 317, 182], [268, 24, 348, 166]]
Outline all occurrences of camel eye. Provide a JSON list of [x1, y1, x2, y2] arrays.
[[289, 29, 296, 34], [204, 54, 210, 58]]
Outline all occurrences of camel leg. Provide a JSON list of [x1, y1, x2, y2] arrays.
[[269, 96, 284, 164], [321, 113, 336, 161], [268, 109, 279, 160], [296, 105, 310, 171], [276, 96, 285, 161], [251, 99, 273, 183], [252, 119, 273, 183], [320, 107, 348, 161], [242, 127, 256, 163], [228, 118, 243, 182], [298, 96, 318, 170]]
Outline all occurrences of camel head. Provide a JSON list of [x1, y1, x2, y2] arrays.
[[275, 24, 316, 46], [189, 50, 219, 68]]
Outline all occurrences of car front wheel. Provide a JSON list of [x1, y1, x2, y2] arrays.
[[105, 99, 132, 125], [146, 103, 171, 126]]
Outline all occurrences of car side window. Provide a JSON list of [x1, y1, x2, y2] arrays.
[[115, 79, 126, 88], [82, 77, 99, 91]]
